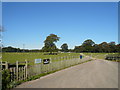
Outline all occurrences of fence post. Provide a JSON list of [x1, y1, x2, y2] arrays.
[[49, 57, 51, 72], [13, 67, 16, 81], [50, 57, 52, 63], [16, 61, 18, 81], [25, 60, 28, 79], [5, 61, 8, 69]]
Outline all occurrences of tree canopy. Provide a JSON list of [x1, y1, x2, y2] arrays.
[[74, 40, 119, 53], [42, 34, 60, 52], [61, 43, 68, 52], [82, 39, 95, 46]]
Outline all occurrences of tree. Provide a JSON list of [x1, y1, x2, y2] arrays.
[[99, 42, 110, 53], [93, 44, 100, 53], [42, 34, 60, 53], [73, 39, 95, 53], [108, 42, 117, 53], [74, 46, 85, 53], [2, 46, 21, 52], [61, 43, 68, 52], [116, 44, 120, 53], [82, 39, 95, 52], [82, 39, 95, 46]]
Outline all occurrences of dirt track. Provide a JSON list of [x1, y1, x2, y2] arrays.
[[16, 59, 118, 88]]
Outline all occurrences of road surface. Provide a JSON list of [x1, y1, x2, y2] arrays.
[[16, 59, 118, 88]]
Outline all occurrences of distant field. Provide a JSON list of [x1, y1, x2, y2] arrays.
[[83, 53, 119, 59], [2, 52, 81, 64]]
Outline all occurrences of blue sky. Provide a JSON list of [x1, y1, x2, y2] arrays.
[[2, 2, 118, 49]]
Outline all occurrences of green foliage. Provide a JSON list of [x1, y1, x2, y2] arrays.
[[44, 34, 60, 43], [61, 43, 68, 52], [116, 44, 120, 53], [74, 39, 120, 53], [2, 69, 11, 90], [82, 39, 95, 46], [2, 46, 36, 52], [2, 46, 21, 52], [74, 39, 95, 53], [42, 34, 60, 52], [99, 42, 110, 52]]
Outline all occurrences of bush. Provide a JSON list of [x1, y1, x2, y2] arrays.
[[2, 69, 11, 90]]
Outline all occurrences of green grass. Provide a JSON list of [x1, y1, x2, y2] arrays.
[[83, 53, 119, 59], [2, 52, 81, 64], [3, 52, 119, 64]]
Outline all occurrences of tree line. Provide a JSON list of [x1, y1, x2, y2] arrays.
[[2, 46, 40, 52], [2, 34, 120, 53], [74, 40, 120, 53]]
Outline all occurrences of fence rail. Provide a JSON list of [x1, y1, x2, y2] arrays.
[[1, 55, 91, 88]]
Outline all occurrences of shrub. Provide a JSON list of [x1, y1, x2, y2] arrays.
[[2, 69, 11, 90]]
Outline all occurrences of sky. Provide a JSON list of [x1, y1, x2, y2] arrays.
[[2, 2, 118, 49]]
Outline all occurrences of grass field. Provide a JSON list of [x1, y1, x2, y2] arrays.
[[2, 52, 119, 64], [84, 53, 119, 59], [2, 52, 81, 64]]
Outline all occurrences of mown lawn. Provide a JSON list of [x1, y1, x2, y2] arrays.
[[2, 52, 81, 64]]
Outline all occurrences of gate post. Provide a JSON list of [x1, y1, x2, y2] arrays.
[[16, 61, 18, 81], [5, 61, 8, 69]]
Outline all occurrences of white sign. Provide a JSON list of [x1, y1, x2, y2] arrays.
[[35, 59, 42, 64]]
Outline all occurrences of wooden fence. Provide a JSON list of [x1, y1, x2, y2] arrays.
[[1, 60, 28, 82], [1, 55, 91, 87]]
